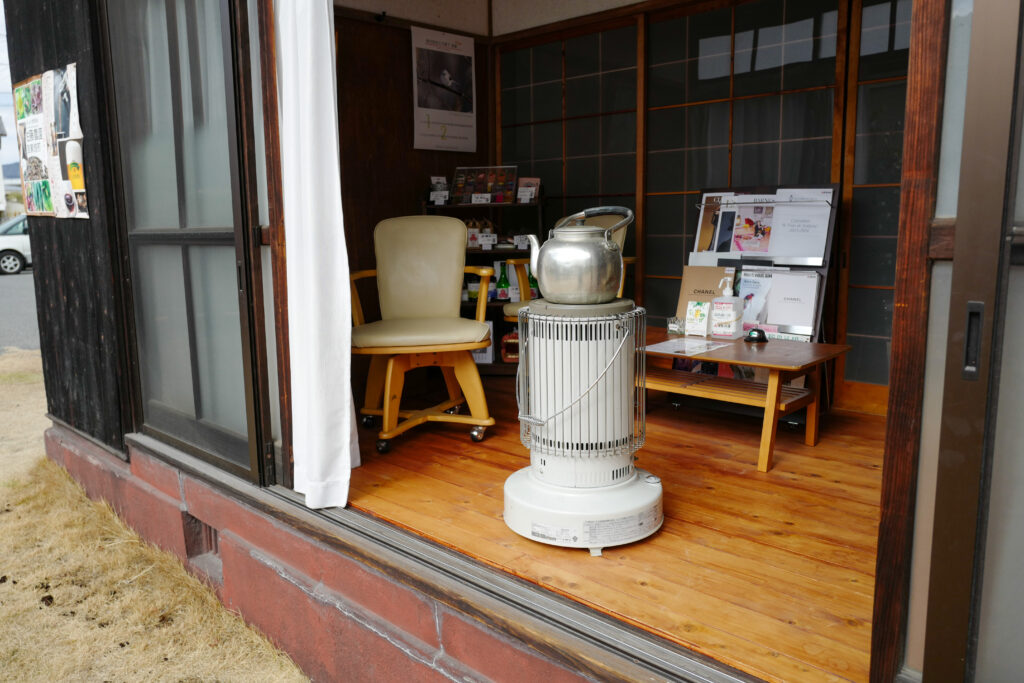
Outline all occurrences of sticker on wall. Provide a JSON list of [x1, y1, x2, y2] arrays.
[[14, 63, 88, 219], [411, 26, 476, 153]]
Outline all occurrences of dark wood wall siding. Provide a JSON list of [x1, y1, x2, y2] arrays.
[[5, 0, 127, 449], [334, 12, 492, 275]]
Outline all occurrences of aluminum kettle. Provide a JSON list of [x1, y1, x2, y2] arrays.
[[526, 206, 634, 305]]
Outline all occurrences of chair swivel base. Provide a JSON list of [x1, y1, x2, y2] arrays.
[[360, 400, 494, 452]]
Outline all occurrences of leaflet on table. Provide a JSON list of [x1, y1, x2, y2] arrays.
[[645, 338, 731, 356]]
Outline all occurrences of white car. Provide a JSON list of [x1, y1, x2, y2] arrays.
[[0, 215, 31, 275]]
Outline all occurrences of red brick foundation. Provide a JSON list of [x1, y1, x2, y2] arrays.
[[43, 424, 587, 682]]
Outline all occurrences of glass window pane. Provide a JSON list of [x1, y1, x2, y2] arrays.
[[601, 153, 636, 194], [566, 156, 599, 195], [859, 0, 912, 79], [686, 102, 730, 148], [843, 334, 891, 384], [502, 124, 531, 163], [566, 33, 598, 77], [779, 139, 832, 184], [645, 194, 689, 236], [644, 277, 681, 324], [502, 85, 530, 126], [533, 42, 562, 82], [648, 107, 685, 151], [533, 81, 562, 121], [533, 122, 562, 161], [646, 235, 685, 277], [732, 142, 780, 186], [850, 237, 898, 286], [687, 147, 729, 190], [852, 186, 901, 236], [647, 150, 685, 193], [648, 62, 686, 108], [136, 245, 193, 416], [734, 96, 781, 144], [189, 246, 247, 437], [846, 287, 894, 337], [566, 117, 599, 157], [566, 76, 599, 117], [107, 0, 181, 230], [854, 81, 907, 184], [177, 0, 235, 228], [501, 48, 531, 88], [602, 69, 636, 113], [601, 112, 635, 154], [781, 89, 834, 138], [602, 26, 637, 70], [649, 16, 686, 65]]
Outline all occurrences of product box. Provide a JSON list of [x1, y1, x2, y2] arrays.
[[684, 301, 711, 337]]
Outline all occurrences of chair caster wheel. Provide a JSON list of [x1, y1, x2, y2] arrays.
[[376, 439, 390, 453], [470, 426, 486, 442], [361, 415, 377, 428]]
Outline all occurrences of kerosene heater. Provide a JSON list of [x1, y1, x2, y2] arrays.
[[503, 207, 663, 556]]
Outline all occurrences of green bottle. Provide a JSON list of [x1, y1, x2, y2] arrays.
[[496, 262, 511, 301], [527, 265, 539, 299]]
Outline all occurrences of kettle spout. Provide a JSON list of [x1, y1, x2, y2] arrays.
[[526, 234, 540, 279]]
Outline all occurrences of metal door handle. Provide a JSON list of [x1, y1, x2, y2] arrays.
[[962, 301, 984, 380]]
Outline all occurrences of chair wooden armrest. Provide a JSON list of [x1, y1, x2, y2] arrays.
[[465, 265, 493, 323], [505, 258, 532, 300], [350, 269, 378, 326]]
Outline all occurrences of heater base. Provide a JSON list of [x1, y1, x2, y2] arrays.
[[503, 468, 663, 556]]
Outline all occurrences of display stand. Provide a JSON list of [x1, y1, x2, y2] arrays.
[[686, 184, 839, 342]]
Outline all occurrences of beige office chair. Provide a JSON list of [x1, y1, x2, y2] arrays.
[[503, 208, 637, 323], [351, 216, 495, 452]]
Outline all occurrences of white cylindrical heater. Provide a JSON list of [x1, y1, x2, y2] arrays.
[[504, 299, 663, 556]]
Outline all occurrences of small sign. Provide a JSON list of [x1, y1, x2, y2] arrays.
[[517, 187, 535, 203], [471, 193, 491, 204], [514, 234, 532, 250], [478, 233, 498, 251], [429, 190, 449, 205]]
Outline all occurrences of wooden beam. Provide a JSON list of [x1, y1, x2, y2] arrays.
[[870, 0, 949, 679]]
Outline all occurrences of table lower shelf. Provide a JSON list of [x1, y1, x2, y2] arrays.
[[645, 366, 815, 415]]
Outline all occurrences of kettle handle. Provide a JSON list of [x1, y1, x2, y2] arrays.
[[553, 206, 635, 236]]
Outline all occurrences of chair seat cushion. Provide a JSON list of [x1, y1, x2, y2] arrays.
[[352, 317, 490, 348], [503, 300, 531, 317]]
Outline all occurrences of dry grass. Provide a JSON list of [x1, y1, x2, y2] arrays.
[[0, 349, 308, 681]]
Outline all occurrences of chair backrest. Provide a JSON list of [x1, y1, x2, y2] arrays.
[[375, 215, 467, 320]]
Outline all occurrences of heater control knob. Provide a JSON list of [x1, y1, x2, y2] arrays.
[[645, 474, 661, 485]]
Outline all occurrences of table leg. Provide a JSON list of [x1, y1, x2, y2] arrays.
[[758, 369, 783, 472], [804, 364, 821, 447]]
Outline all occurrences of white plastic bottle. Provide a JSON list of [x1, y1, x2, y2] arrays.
[[711, 277, 744, 339]]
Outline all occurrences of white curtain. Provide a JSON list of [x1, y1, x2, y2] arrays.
[[276, 0, 360, 508]]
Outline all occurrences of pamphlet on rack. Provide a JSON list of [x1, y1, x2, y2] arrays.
[[765, 270, 819, 331], [737, 266, 776, 330]]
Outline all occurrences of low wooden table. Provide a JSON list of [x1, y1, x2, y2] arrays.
[[644, 327, 850, 472]]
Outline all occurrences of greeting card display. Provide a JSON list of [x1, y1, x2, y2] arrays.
[[452, 166, 517, 204]]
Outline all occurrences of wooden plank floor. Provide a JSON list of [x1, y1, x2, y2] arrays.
[[349, 375, 883, 683]]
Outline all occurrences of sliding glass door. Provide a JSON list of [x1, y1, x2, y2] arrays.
[[106, 0, 266, 479]]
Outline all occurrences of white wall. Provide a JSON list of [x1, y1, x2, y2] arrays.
[[334, 0, 489, 36]]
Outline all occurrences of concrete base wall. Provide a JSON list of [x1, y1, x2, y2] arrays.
[[44, 424, 587, 683]]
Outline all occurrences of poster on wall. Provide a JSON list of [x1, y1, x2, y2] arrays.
[[411, 26, 476, 153], [14, 63, 89, 219]]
